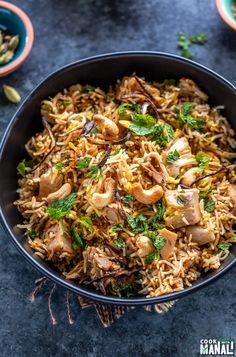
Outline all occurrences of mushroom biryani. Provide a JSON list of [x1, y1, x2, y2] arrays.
[[15, 75, 236, 298]]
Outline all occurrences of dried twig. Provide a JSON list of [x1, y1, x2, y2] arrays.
[[29, 277, 48, 302], [48, 284, 57, 325], [66, 290, 74, 325]]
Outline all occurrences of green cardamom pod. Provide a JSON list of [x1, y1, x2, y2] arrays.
[[8, 35, 19, 51], [0, 50, 14, 65], [3, 85, 21, 104]]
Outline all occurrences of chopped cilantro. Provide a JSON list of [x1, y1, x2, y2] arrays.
[[77, 216, 94, 233], [196, 152, 210, 170], [47, 192, 77, 220], [76, 157, 91, 169], [17, 159, 33, 177], [55, 162, 64, 171], [189, 32, 208, 44], [62, 100, 71, 107], [150, 199, 166, 228], [178, 32, 192, 59], [112, 223, 124, 232], [152, 123, 175, 147], [86, 165, 102, 180], [199, 188, 212, 201], [28, 228, 36, 240], [118, 103, 131, 117], [178, 32, 208, 59], [84, 84, 95, 92], [177, 195, 187, 206], [114, 281, 140, 297], [145, 252, 160, 264], [176, 102, 205, 130], [114, 237, 125, 248], [204, 200, 216, 213], [114, 148, 121, 155], [122, 194, 133, 204], [127, 214, 148, 233], [166, 149, 180, 164], [71, 227, 85, 249], [153, 235, 166, 251], [118, 103, 142, 117], [217, 242, 232, 250]]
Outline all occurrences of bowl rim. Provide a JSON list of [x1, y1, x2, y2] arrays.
[[216, 0, 236, 31], [0, 0, 34, 76], [0, 51, 236, 306]]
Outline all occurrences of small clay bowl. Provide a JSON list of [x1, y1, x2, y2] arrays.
[[216, 0, 236, 31], [0, 1, 34, 76]]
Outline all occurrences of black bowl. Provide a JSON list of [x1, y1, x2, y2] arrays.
[[0, 52, 236, 306]]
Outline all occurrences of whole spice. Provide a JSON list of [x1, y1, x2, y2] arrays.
[[3, 84, 21, 103], [0, 31, 19, 65]]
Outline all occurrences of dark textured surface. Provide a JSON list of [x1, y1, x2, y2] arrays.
[[0, 1, 236, 356]]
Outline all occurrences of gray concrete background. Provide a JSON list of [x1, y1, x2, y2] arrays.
[[0, 1, 236, 356]]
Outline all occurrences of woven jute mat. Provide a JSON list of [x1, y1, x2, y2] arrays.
[[30, 277, 177, 327]]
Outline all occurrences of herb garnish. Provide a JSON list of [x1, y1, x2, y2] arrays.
[[152, 123, 175, 147], [118, 103, 142, 117], [127, 214, 148, 233], [144, 231, 166, 262], [114, 237, 125, 248], [122, 194, 134, 204], [112, 223, 124, 232], [150, 199, 166, 228], [76, 157, 91, 169], [62, 100, 71, 107], [189, 32, 208, 44], [71, 227, 85, 250], [28, 228, 36, 240], [204, 200, 216, 213], [178, 32, 192, 59], [17, 159, 33, 176], [84, 84, 95, 92], [217, 242, 232, 250], [47, 192, 77, 220], [195, 152, 210, 170], [176, 102, 205, 130], [166, 149, 180, 164], [178, 32, 208, 59], [55, 162, 64, 171], [86, 165, 102, 180], [114, 282, 140, 297], [145, 252, 160, 264], [77, 216, 94, 233], [130, 113, 156, 136]]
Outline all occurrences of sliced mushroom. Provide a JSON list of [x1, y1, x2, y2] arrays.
[[228, 184, 236, 214], [162, 137, 196, 177], [136, 236, 155, 257], [131, 182, 164, 204], [43, 222, 74, 258], [46, 183, 72, 204], [90, 177, 115, 209], [93, 114, 119, 140], [159, 228, 177, 260], [185, 225, 215, 245], [38, 168, 63, 199], [165, 188, 201, 228]]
